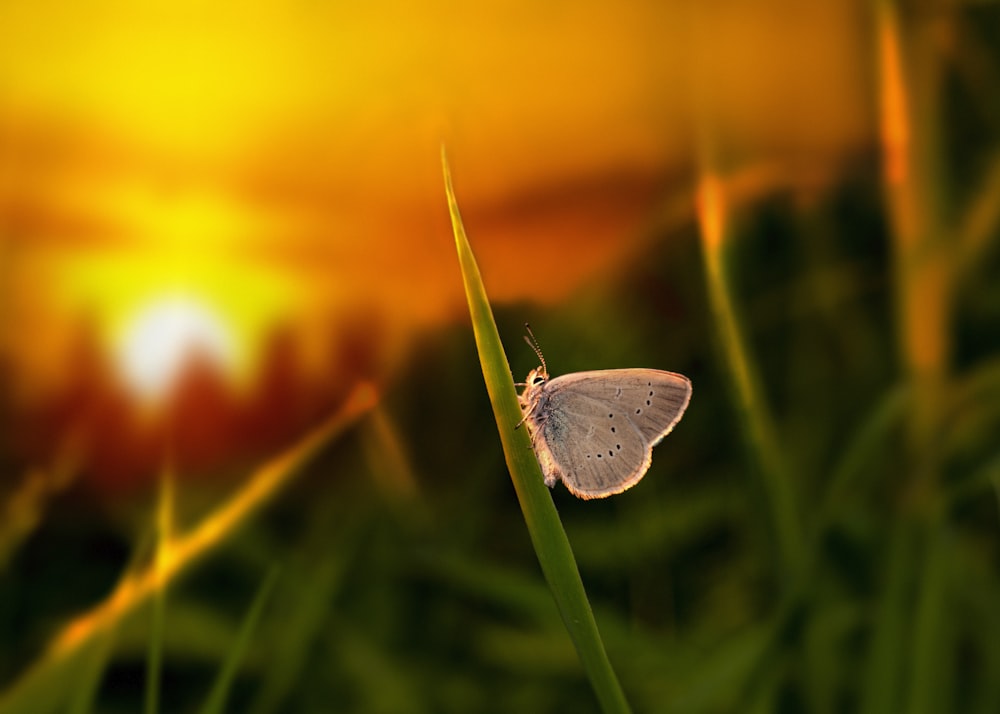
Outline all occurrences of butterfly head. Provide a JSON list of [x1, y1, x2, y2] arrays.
[[525, 366, 548, 387], [518, 365, 549, 408]]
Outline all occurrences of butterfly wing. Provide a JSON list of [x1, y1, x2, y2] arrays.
[[535, 392, 651, 499], [533, 369, 691, 499]]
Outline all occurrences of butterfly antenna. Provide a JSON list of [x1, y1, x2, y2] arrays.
[[523, 322, 547, 373]]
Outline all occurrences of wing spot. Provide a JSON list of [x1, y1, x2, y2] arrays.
[[635, 408, 642, 414], [646, 399, 651, 406], [648, 390, 654, 396], [610, 426, 616, 433], [608, 413, 614, 418], [597, 453, 602, 458], [608, 450, 614, 457], [616, 444, 621, 450]]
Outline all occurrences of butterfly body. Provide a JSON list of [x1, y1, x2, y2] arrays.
[[519, 366, 692, 499]]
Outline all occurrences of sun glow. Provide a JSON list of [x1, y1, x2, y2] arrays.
[[27, 184, 303, 406], [116, 296, 237, 401]]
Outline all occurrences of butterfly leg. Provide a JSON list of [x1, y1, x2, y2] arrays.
[[521, 417, 545, 452], [516, 416, 540, 451]]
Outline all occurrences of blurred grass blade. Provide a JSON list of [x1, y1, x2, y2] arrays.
[[955, 545, 1000, 714], [199, 566, 280, 714], [67, 529, 155, 714], [876, 0, 951, 449], [872, 3, 953, 712], [672, 624, 774, 714], [0, 386, 375, 714], [695, 169, 803, 578], [957, 150, 1000, 275], [0, 447, 79, 572], [816, 384, 909, 531], [861, 519, 916, 714], [906, 530, 950, 714], [146, 464, 174, 714], [442, 147, 631, 714], [248, 501, 363, 714], [63, 617, 117, 714]]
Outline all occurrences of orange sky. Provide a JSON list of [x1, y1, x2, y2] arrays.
[[0, 0, 871, 410]]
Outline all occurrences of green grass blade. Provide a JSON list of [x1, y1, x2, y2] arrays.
[[816, 384, 909, 531], [67, 529, 155, 714], [247, 507, 361, 714], [146, 466, 173, 714], [145, 588, 165, 714], [442, 147, 631, 714], [860, 518, 916, 714], [906, 529, 950, 714], [694, 171, 803, 580], [63, 618, 115, 714], [0, 390, 373, 714], [199, 566, 280, 714]]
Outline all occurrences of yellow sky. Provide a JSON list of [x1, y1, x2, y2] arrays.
[[0, 0, 869, 401]]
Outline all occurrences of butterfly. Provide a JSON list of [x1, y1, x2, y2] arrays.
[[517, 328, 692, 499]]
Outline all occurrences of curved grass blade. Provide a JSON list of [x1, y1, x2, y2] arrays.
[[442, 147, 631, 714]]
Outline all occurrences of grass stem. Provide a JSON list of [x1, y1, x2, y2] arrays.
[[442, 147, 632, 714]]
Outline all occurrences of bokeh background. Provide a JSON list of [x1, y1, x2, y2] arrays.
[[1, 0, 999, 712]]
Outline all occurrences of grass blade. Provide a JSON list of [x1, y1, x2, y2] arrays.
[[442, 147, 631, 714], [860, 518, 915, 714], [816, 384, 909, 532], [695, 169, 803, 579], [67, 529, 155, 714], [0, 386, 374, 714], [906, 530, 950, 714], [146, 464, 173, 714], [247, 507, 362, 714], [199, 566, 281, 714]]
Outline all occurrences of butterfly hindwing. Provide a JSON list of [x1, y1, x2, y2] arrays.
[[539, 390, 650, 498]]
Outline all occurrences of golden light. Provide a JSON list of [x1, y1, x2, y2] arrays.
[[0, 0, 871, 483], [32, 184, 303, 404], [116, 295, 236, 402]]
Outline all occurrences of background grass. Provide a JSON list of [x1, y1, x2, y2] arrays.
[[2, 3, 1000, 713]]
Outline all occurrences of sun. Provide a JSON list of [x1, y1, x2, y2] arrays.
[[117, 296, 237, 402]]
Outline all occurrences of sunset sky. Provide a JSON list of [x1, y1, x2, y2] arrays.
[[0, 0, 870, 480]]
